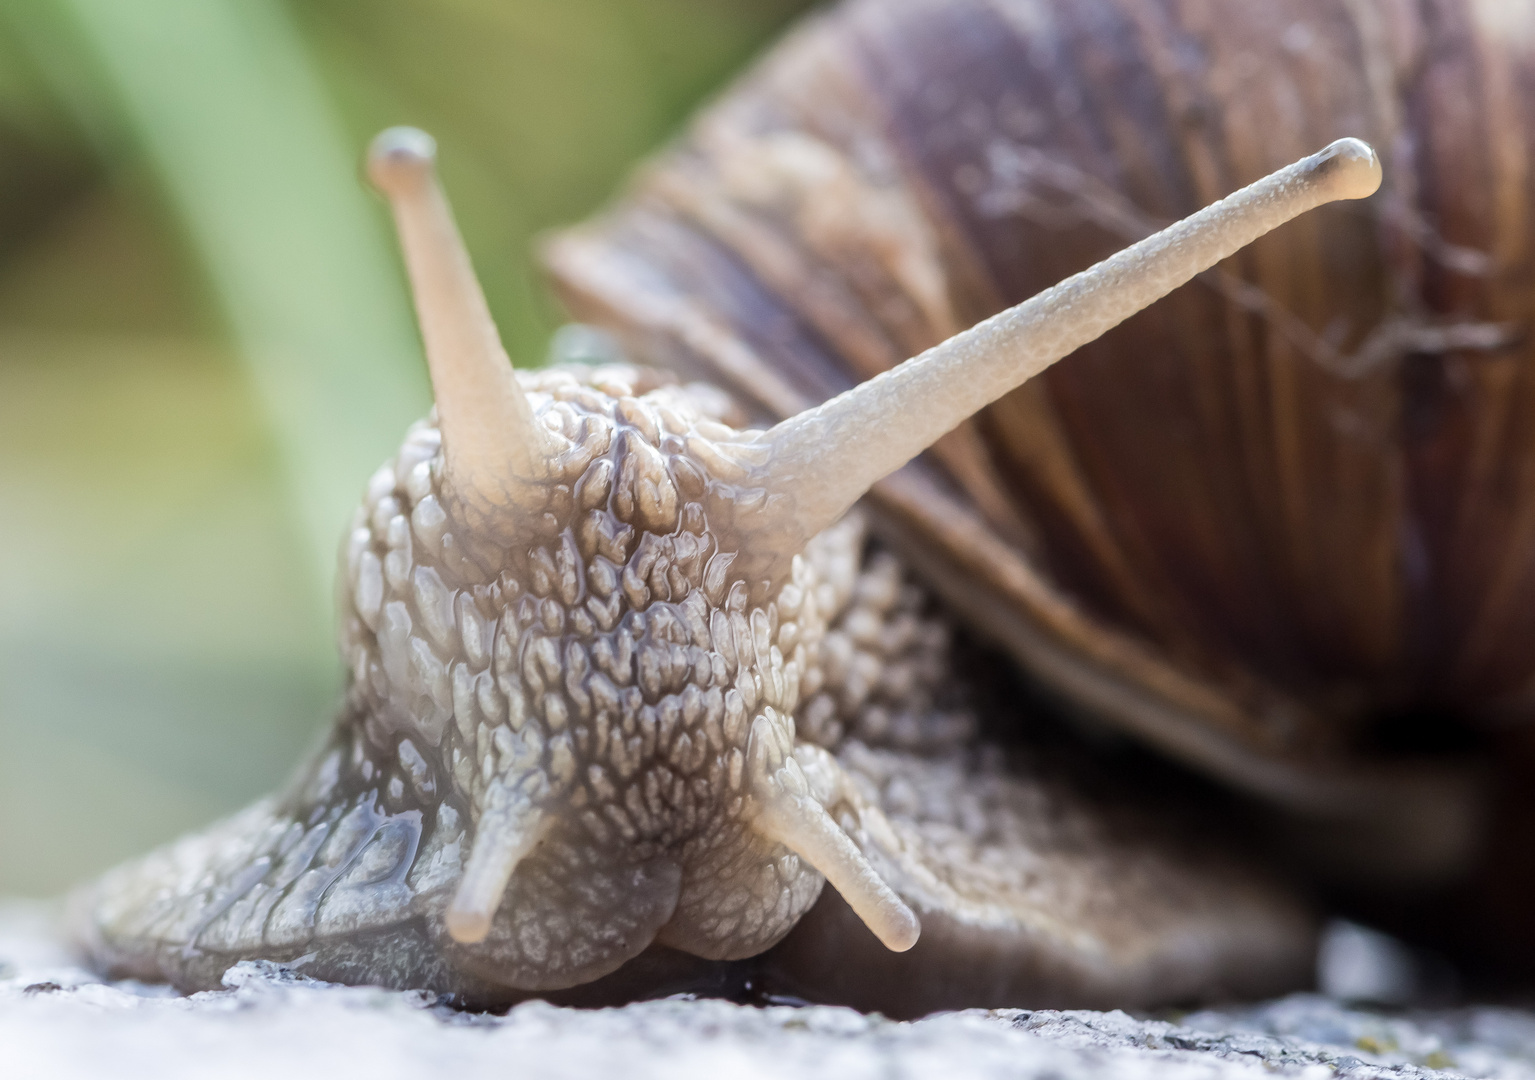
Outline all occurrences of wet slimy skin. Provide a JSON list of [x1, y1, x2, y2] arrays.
[[71, 129, 1379, 1012]]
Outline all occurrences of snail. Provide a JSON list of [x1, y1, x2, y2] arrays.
[[66, 0, 1529, 1015]]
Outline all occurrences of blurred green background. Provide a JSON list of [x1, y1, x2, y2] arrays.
[[0, 0, 813, 896]]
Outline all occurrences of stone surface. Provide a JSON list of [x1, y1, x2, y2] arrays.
[[6, 899, 1535, 1080]]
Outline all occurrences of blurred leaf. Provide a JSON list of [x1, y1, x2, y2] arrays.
[[21, 0, 430, 592]]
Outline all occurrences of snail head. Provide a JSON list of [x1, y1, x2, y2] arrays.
[[348, 126, 1380, 990]]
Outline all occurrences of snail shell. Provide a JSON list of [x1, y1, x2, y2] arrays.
[[72, 0, 1403, 1015], [546, 0, 1535, 870]]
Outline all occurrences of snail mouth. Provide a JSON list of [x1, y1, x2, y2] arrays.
[[444, 830, 686, 992], [440, 722, 922, 988]]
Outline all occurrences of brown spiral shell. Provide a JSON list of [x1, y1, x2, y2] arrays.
[[545, 0, 1535, 840]]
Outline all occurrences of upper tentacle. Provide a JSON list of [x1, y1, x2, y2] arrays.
[[368, 127, 560, 533], [747, 140, 1382, 551]]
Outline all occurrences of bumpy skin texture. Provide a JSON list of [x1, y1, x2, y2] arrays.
[[74, 364, 1313, 1010]]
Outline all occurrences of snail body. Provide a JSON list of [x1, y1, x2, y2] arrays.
[[75, 367, 1311, 1011], [75, 0, 1515, 1014]]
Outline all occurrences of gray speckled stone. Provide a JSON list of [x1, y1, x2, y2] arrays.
[[4, 899, 1534, 1080]]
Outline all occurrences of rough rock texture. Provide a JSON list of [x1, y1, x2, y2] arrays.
[[8, 900, 1535, 1080]]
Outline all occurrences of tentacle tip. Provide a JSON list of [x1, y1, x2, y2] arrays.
[[444, 904, 492, 945], [880, 906, 921, 953], [367, 126, 438, 197], [1310, 137, 1382, 201]]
